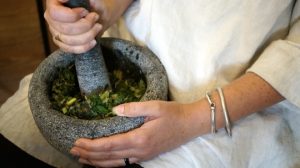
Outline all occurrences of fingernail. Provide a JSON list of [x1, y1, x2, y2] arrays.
[[112, 105, 125, 116], [70, 149, 80, 156], [94, 14, 99, 22], [90, 40, 97, 47], [74, 140, 81, 146], [80, 9, 89, 17], [96, 23, 102, 31]]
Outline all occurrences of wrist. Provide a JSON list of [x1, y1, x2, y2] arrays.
[[181, 100, 211, 138], [181, 89, 228, 138]]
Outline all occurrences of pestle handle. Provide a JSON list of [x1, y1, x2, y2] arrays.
[[64, 0, 91, 10], [64, 0, 111, 95]]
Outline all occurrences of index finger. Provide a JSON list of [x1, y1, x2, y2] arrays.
[[46, 0, 89, 22]]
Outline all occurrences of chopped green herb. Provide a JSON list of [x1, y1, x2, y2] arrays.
[[50, 64, 146, 120]]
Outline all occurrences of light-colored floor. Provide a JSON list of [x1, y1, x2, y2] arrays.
[[0, 0, 46, 105]]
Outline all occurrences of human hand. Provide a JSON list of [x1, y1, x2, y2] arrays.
[[70, 101, 194, 167], [44, 0, 104, 53]]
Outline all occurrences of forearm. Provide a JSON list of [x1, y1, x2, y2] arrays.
[[94, 0, 134, 32], [183, 72, 284, 137]]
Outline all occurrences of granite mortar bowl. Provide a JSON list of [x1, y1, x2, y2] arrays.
[[28, 37, 168, 155]]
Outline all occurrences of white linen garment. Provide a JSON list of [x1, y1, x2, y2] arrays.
[[125, 0, 300, 167], [125, 0, 300, 104], [0, 0, 300, 167]]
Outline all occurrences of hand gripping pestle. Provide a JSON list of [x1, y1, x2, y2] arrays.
[[64, 0, 111, 96]]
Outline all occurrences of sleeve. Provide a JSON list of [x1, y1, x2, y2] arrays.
[[247, 0, 300, 107]]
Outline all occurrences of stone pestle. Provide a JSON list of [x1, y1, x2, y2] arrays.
[[64, 0, 110, 96]]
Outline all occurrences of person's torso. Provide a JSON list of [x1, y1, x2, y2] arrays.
[[125, 0, 295, 102]]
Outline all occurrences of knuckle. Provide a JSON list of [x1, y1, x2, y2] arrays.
[[73, 45, 87, 54], [86, 33, 95, 42], [135, 134, 149, 148], [131, 102, 138, 114], [68, 25, 82, 35], [82, 43, 93, 51], [122, 103, 130, 115], [75, 20, 92, 34], [62, 37, 71, 44], [77, 150, 89, 158], [123, 103, 135, 116], [59, 24, 75, 35], [52, 37, 62, 46], [61, 47, 72, 53], [62, 36, 80, 46], [58, 24, 68, 33], [48, 8, 58, 19], [152, 101, 162, 112], [101, 152, 112, 160], [102, 142, 112, 151], [85, 20, 94, 30], [63, 45, 78, 54]]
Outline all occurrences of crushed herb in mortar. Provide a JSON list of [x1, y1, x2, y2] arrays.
[[50, 64, 146, 120]]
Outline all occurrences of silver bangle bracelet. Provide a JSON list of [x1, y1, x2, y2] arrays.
[[217, 87, 232, 137], [205, 91, 217, 134]]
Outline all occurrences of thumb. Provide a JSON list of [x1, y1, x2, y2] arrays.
[[112, 101, 162, 118]]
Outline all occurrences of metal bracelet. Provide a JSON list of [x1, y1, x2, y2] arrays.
[[205, 91, 217, 134], [217, 87, 232, 137]]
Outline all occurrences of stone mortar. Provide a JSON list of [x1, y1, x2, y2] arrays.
[[28, 37, 168, 155]]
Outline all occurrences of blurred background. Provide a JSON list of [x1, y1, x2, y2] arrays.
[[0, 0, 55, 167], [0, 0, 57, 105]]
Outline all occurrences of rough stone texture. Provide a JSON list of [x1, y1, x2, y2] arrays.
[[28, 38, 168, 155], [75, 40, 111, 95]]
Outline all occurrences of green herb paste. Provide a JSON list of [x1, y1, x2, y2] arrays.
[[50, 64, 146, 120]]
